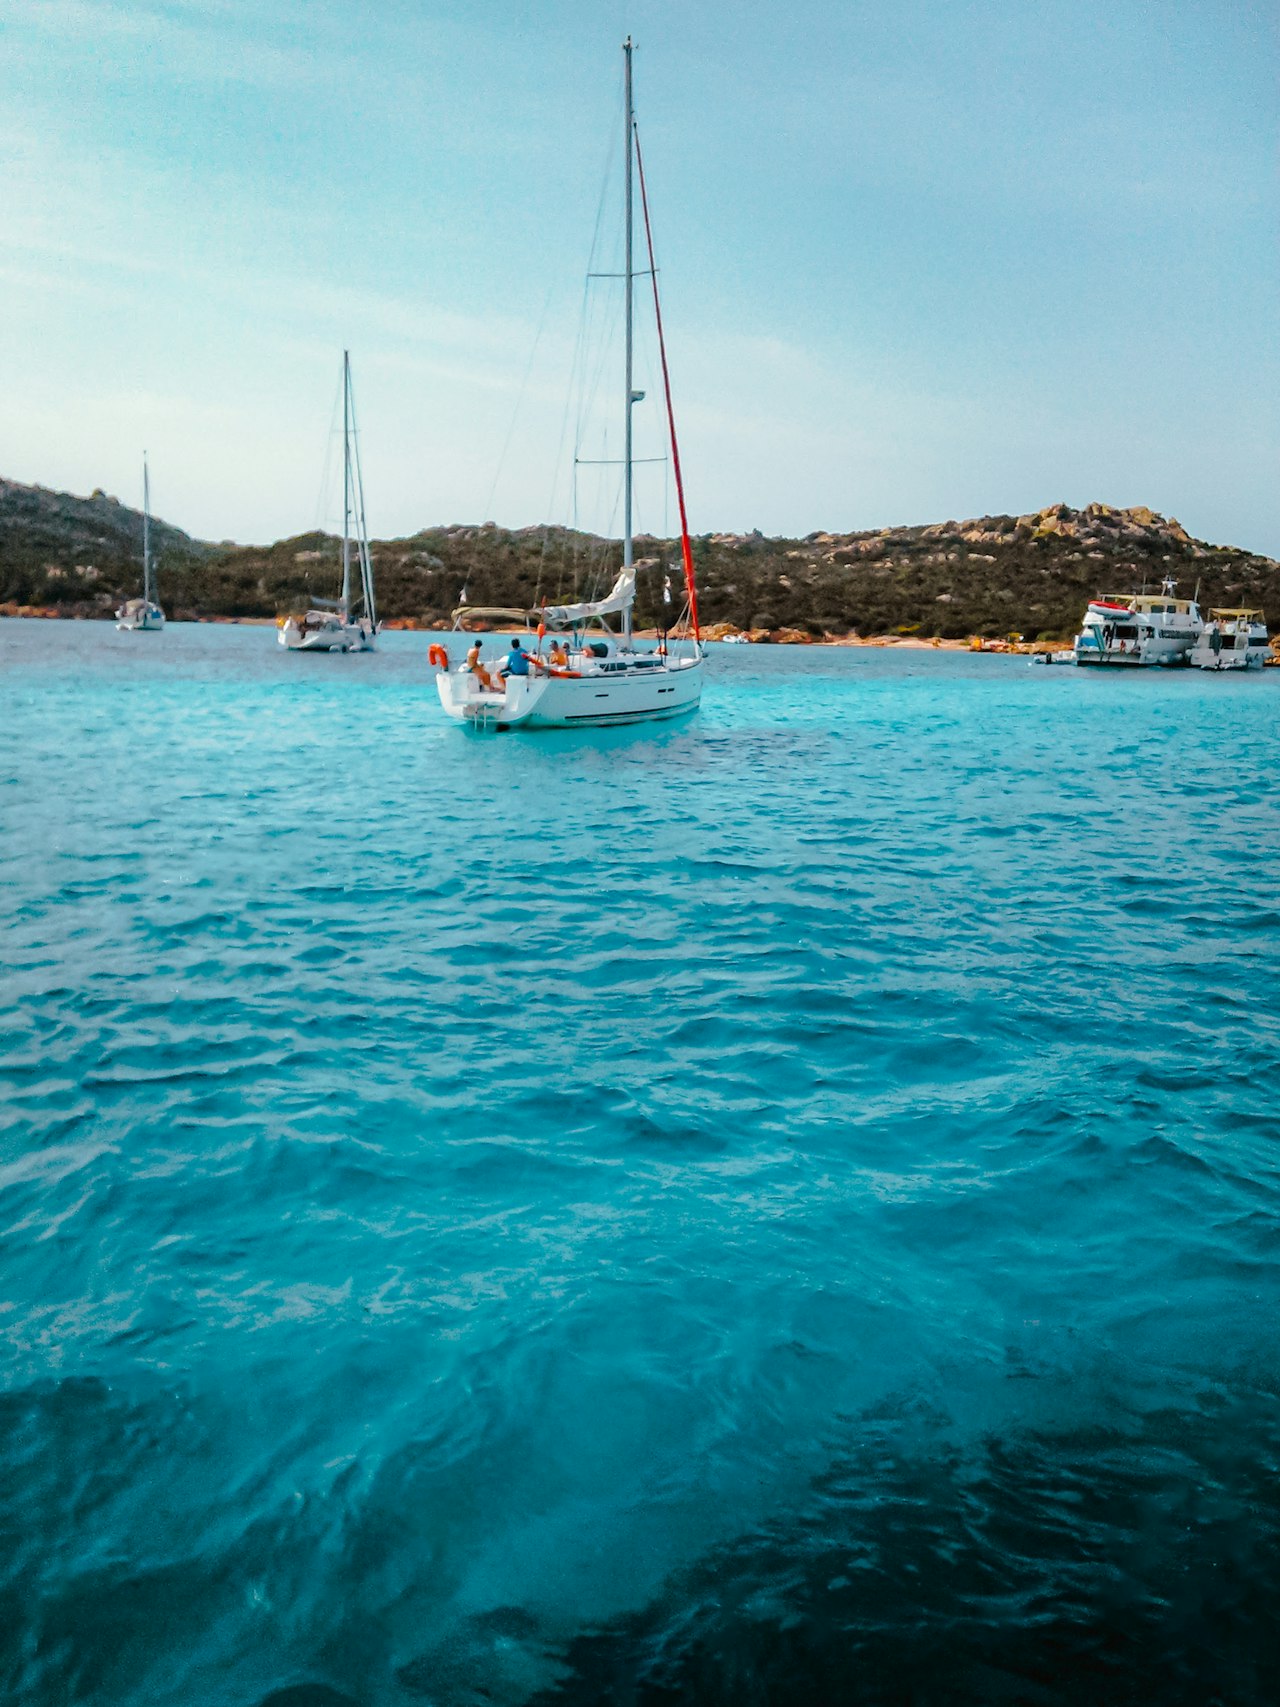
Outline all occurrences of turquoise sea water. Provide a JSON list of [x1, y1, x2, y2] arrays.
[[3, 618, 1279, 1706]]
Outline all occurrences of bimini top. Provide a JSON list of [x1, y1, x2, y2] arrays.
[[1207, 608, 1265, 620], [450, 607, 539, 630], [1100, 592, 1197, 615]]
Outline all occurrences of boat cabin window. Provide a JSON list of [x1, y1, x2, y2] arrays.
[[1112, 625, 1138, 640]]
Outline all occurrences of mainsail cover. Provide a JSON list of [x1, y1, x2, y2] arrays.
[[543, 566, 636, 626]]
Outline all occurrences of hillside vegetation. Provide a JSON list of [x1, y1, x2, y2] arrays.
[[2, 477, 1276, 640]]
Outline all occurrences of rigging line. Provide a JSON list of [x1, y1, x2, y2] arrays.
[[575, 283, 620, 473], [573, 322, 622, 587], [568, 277, 618, 585], [547, 292, 592, 599], [535, 105, 619, 608], [481, 267, 561, 526], [585, 100, 622, 283], [634, 120, 701, 643], [347, 363, 377, 627], [663, 406, 672, 545], [572, 97, 623, 475], [476, 273, 562, 608], [314, 365, 344, 538], [542, 259, 598, 604]]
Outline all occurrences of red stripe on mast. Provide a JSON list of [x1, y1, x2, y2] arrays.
[[633, 125, 700, 644]]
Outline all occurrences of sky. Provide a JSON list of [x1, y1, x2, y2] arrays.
[[1, 0, 1277, 551]]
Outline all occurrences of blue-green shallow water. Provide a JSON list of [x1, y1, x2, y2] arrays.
[[2, 618, 1279, 1706]]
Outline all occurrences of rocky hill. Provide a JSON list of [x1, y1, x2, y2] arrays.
[[2, 477, 1276, 639], [0, 477, 216, 616]]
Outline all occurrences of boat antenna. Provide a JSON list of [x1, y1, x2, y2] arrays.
[[341, 350, 352, 624], [622, 35, 634, 650]]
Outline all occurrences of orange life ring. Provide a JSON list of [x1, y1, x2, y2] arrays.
[[428, 644, 449, 668]]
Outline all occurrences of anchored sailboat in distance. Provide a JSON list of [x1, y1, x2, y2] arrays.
[[280, 351, 378, 653], [432, 36, 704, 729], [115, 454, 165, 631]]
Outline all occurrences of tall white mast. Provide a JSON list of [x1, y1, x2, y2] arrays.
[[142, 452, 152, 605], [622, 35, 634, 649], [341, 350, 352, 622]]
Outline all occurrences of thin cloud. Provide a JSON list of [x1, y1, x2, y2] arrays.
[[2, 0, 325, 91]]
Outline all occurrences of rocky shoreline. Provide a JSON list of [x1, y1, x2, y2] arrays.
[[4, 483, 1278, 642]]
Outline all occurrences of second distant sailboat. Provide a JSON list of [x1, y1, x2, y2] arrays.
[[115, 454, 165, 631], [280, 351, 378, 652]]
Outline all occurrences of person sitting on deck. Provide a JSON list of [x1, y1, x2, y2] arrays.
[[464, 639, 502, 694], [500, 636, 531, 680], [548, 639, 569, 669]]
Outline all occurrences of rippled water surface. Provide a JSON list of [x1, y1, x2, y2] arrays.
[[3, 619, 1279, 1706]]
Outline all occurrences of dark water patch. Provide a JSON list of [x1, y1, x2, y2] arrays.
[[530, 1409, 1280, 1707], [259, 1688, 362, 1707]]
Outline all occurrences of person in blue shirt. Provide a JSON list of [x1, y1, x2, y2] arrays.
[[502, 636, 531, 678]]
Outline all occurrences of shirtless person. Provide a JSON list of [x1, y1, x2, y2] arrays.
[[464, 640, 502, 694]]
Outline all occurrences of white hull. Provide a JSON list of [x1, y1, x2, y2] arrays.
[[279, 619, 375, 652], [1074, 619, 1198, 667], [1189, 651, 1264, 671], [1189, 614, 1269, 671], [1189, 644, 1267, 670], [436, 654, 703, 729], [116, 603, 165, 631], [1075, 640, 1192, 667]]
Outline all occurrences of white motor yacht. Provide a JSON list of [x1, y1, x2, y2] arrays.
[[1073, 577, 1201, 667], [1188, 608, 1270, 671]]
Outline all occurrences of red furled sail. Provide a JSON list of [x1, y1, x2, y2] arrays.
[[633, 126, 701, 644]]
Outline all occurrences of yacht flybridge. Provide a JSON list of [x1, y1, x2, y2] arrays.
[[280, 352, 378, 654], [115, 455, 165, 631], [432, 38, 704, 731], [1072, 578, 1201, 667], [1189, 609, 1270, 671]]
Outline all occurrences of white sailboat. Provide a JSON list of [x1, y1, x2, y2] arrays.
[[433, 37, 704, 730], [115, 454, 165, 631], [280, 351, 378, 653]]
